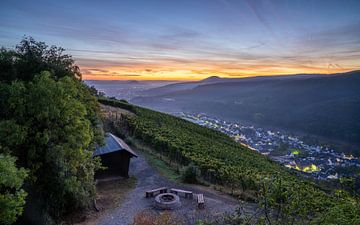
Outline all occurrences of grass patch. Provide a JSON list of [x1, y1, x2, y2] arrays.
[[141, 150, 182, 182], [125, 137, 181, 182]]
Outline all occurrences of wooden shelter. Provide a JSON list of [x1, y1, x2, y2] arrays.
[[93, 133, 138, 178]]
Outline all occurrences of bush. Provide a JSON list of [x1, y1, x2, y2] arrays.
[[0, 73, 102, 222], [0, 153, 28, 224], [181, 163, 198, 183], [0, 38, 104, 224]]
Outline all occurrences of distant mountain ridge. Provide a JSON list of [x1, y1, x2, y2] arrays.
[[139, 72, 335, 97], [200, 75, 222, 82]]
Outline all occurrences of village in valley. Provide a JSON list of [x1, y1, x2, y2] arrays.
[[178, 112, 360, 181]]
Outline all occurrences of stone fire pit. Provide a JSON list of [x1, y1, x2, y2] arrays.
[[154, 193, 181, 210]]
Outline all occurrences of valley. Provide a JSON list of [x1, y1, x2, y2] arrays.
[[87, 71, 360, 183], [130, 71, 360, 156], [178, 112, 360, 180]]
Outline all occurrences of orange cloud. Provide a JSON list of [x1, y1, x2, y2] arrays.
[[80, 58, 360, 80]]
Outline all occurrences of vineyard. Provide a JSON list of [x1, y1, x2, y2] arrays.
[[100, 98, 360, 224]]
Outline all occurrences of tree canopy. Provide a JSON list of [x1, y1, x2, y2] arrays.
[[0, 38, 103, 224], [0, 37, 81, 82]]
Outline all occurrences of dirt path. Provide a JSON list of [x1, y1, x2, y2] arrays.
[[98, 153, 255, 225]]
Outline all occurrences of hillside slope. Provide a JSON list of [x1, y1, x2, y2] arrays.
[[139, 73, 328, 97], [99, 98, 359, 224], [133, 71, 360, 149]]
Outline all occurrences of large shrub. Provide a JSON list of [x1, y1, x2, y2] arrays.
[[0, 38, 103, 224], [181, 163, 199, 184]]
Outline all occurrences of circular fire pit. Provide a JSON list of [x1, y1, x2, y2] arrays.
[[154, 193, 181, 210]]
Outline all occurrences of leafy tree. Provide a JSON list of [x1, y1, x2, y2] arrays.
[[0, 73, 102, 222], [0, 37, 103, 224], [0, 153, 28, 224], [0, 37, 81, 82]]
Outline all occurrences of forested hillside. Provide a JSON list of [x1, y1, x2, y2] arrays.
[[0, 38, 103, 224], [100, 98, 360, 224]]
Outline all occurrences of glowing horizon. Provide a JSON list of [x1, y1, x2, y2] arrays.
[[1, 0, 360, 81], [80, 65, 359, 81], [81, 67, 360, 81]]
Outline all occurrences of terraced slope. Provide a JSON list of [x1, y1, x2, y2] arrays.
[[99, 98, 360, 224]]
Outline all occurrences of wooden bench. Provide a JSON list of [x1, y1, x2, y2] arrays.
[[170, 188, 193, 199], [145, 187, 167, 198], [197, 194, 205, 209]]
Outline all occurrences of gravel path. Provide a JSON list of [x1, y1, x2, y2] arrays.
[[98, 153, 252, 225]]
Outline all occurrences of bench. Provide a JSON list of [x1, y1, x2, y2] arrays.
[[145, 187, 167, 198], [170, 188, 193, 199], [197, 194, 205, 209]]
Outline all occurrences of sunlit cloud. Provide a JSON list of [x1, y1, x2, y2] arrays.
[[1, 0, 359, 80]]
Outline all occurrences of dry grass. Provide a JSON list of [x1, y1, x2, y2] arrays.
[[100, 103, 135, 117], [100, 103, 135, 132], [131, 211, 184, 225], [96, 176, 137, 211]]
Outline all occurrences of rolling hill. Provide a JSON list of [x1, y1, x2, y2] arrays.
[[132, 71, 360, 151]]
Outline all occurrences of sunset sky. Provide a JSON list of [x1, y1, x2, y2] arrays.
[[1, 0, 360, 80]]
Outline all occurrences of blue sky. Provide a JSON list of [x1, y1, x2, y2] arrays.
[[1, 0, 360, 80]]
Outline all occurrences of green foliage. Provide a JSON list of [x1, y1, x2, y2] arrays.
[[139, 150, 181, 182], [0, 37, 81, 82], [0, 38, 103, 224], [0, 73, 102, 221], [181, 163, 198, 183], [0, 154, 28, 224], [258, 175, 333, 224], [339, 177, 359, 196], [311, 199, 360, 225], [108, 99, 284, 192]]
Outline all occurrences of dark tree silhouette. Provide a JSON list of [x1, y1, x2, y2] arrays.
[[0, 37, 81, 82]]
